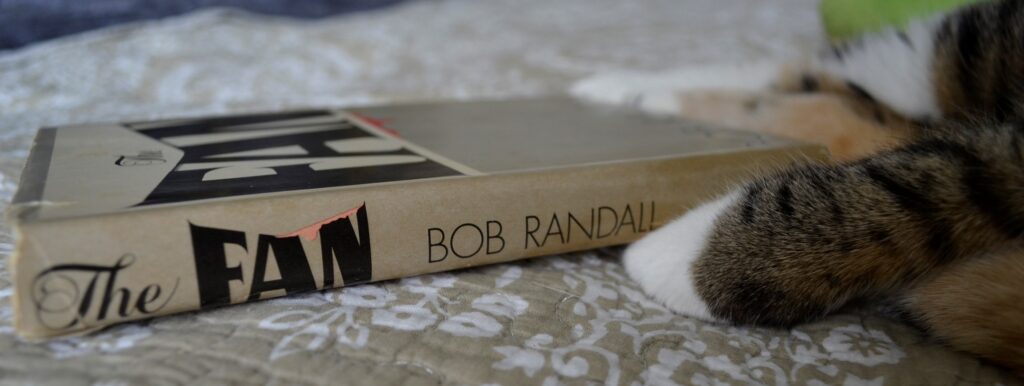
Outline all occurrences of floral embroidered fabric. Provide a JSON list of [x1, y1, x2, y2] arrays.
[[0, 1, 1017, 384]]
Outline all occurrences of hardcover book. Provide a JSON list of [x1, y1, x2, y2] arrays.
[[7, 97, 828, 338]]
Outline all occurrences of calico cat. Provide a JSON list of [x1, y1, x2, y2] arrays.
[[572, 0, 1024, 375]]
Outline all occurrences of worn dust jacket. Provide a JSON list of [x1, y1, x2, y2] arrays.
[[7, 97, 828, 339]]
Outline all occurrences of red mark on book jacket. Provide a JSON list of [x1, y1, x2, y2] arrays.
[[278, 203, 365, 241], [350, 112, 400, 138]]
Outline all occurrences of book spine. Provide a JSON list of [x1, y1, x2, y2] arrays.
[[11, 146, 824, 339]]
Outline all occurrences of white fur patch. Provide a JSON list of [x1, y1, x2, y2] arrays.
[[816, 17, 943, 120], [622, 191, 740, 322], [570, 61, 782, 115]]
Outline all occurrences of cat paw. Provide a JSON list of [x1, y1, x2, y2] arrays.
[[570, 72, 683, 116], [622, 192, 740, 322], [571, 62, 783, 116]]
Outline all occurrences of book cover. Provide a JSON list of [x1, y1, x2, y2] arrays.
[[7, 97, 829, 338]]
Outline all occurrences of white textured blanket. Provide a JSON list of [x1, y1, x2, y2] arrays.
[[0, 0, 1017, 384]]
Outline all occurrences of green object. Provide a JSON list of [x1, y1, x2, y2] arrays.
[[820, 0, 982, 41]]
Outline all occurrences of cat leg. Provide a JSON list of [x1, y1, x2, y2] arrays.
[[625, 123, 1024, 326], [571, 11, 947, 156], [818, 0, 1024, 122], [811, 16, 944, 121], [571, 64, 916, 161], [662, 91, 910, 161], [901, 247, 1024, 376], [569, 61, 784, 116]]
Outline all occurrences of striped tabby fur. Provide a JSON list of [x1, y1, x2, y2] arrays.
[[573, 0, 1024, 375]]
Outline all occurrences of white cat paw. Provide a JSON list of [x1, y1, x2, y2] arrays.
[[622, 192, 740, 322], [570, 62, 783, 116], [570, 73, 682, 116]]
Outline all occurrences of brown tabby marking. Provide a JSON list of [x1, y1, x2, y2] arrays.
[[667, 0, 1024, 376], [693, 124, 1024, 325], [932, 0, 1024, 121], [903, 247, 1024, 374]]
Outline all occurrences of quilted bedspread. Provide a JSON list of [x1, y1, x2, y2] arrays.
[[0, 0, 1019, 384]]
